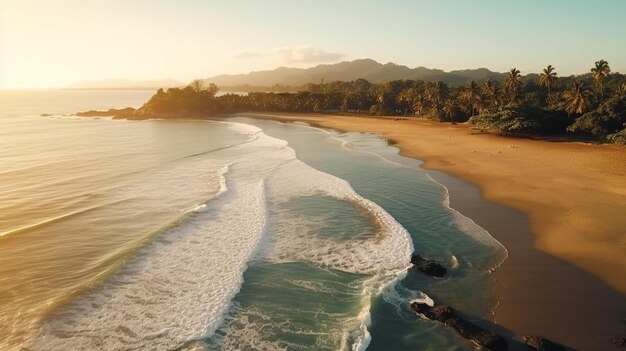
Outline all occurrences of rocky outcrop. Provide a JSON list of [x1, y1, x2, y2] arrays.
[[411, 302, 507, 351], [76, 108, 136, 118], [410, 254, 447, 277], [521, 336, 566, 351]]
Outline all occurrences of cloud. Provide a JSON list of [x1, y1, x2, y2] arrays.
[[233, 45, 344, 64], [233, 49, 263, 59], [272, 45, 344, 63]]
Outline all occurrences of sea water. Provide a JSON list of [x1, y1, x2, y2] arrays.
[[0, 91, 506, 350]]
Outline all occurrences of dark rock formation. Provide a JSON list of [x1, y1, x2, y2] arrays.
[[521, 336, 566, 351], [411, 302, 507, 351], [76, 108, 136, 117], [410, 254, 447, 277]]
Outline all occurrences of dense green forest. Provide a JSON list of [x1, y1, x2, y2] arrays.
[[129, 60, 626, 144]]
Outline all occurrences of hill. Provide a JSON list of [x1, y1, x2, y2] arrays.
[[206, 59, 507, 88]]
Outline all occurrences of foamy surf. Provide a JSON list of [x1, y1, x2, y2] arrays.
[[30, 121, 415, 351], [265, 120, 507, 272], [32, 177, 268, 350], [430, 174, 509, 271], [203, 124, 414, 350]]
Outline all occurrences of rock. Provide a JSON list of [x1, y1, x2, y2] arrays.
[[411, 302, 507, 351], [76, 107, 136, 117], [413, 304, 455, 320], [410, 254, 447, 277], [521, 335, 566, 351]]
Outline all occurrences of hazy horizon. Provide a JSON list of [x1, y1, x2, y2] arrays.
[[2, 0, 625, 88]]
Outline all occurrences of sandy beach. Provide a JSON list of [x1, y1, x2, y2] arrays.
[[236, 112, 626, 349]]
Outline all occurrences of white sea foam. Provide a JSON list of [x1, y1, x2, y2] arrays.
[[426, 173, 508, 253], [234, 123, 414, 350], [31, 122, 414, 350], [410, 293, 435, 308], [30, 125, 282, 350], [254, 153, 413, 350], [32, 174, 268, 350], [216, 123, 414, 349], [298, 120, 506, 264]]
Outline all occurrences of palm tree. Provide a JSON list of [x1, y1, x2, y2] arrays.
[[412, 93, 428, 116], [425, 81, 447, 112], [504, 68, 523, 104], [481, 80, 501, 109], [563, 80, 592, 115], [443, 100, 457, 123], [591, 59, 611, 99], [397, 88, 419, 115], [373, 84, 390, 112], [461, 81, 481, 116], [539, 65, 558, 95]]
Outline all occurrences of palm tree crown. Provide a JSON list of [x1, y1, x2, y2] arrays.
[[481, 80, 500, 109], [425, 81, 447, 111], [539, 65, 558, 95], [591, 59, 611, 98], [461, 81, 482, 116], [563, 80, 592, 115], [504, 68, 523, 104]]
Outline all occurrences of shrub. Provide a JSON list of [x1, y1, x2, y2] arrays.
[[468, 104, 567, 134], [567, 96, 626, 139]]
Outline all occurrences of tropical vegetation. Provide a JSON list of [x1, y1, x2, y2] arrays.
[[123, 60, 626, 144]]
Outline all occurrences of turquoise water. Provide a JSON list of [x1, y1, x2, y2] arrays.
[[200, 117, 507, 351], [0, 91, 506, 350]]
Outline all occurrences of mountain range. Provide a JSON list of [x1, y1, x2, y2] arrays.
[[206, 59, 510, 88], [67, 59, 557, 90]]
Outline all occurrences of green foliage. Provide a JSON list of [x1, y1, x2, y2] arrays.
[[129, 62, 626, 145], [369, 104, 383, 115], [426, 109, 449, 122], [606, 127, 626, 145], [135, 85, 245, 118], [469, 104, 569, 135], [567, 95, 626, 140], [469, 105, 540, 134], [140, 87, 216, 116]]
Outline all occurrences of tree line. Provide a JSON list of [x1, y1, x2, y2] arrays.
[[140, 60, 626, 144]]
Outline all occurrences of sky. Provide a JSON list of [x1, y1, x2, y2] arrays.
[[1, 0, 625, 88]]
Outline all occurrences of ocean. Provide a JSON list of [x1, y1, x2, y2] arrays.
[[0, 90, 507, 350]]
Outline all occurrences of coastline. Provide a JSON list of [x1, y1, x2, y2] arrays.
[[235, 112, 626, 293], [231, 112, 626, 349]]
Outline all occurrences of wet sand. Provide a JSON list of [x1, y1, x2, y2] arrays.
[[235, 112, 626, 350], [431, 171, 625, 350]]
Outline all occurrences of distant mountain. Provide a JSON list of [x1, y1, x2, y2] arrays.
[[64, 79, 183, 90], [206, 59, 507, 88]]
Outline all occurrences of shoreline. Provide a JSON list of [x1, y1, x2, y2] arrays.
[[429, 171, 625, 350], [234, 112, 626, 293], [231, 112, 626, 349]]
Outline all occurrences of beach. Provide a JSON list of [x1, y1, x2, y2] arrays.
[[3, 90, 512, 350], [2, 87, 623, 350], [237, 112, 626, 349]]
